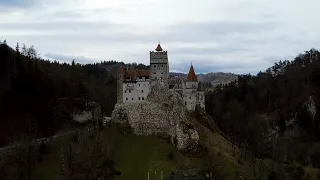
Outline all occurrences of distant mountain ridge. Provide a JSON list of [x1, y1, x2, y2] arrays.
[[170, 72, 238, 86]]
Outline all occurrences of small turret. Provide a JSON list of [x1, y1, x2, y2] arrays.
[[186, 64, 198, 89], [186, 65, 197, 82]]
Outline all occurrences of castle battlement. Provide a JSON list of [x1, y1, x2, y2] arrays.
[[116, 43, 205, 112]]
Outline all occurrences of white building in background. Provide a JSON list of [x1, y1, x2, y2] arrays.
[[116, 43, 205, 111]]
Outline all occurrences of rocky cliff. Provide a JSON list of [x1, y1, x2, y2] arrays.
[[267, 95, 317, 141], [111, 82, 199, 154]]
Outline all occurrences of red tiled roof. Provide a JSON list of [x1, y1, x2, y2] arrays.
[[122, 68, 150, 82], [155, 43, 163, 51], [186, 65, 197, 81]]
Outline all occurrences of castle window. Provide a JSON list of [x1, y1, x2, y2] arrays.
[[126, 98, 128, 101], [185, 102, 187, 105], [141, 90, 144, 93], [125, 90, 126, 93], [139, 84, 140, 86], [161, 77, 163, 80], [129, 90, 131, 93], [142, 97, 144, 100], [161, 72, 163, 74], [132, 98, 134, 100], [154, 72, 156, 74], [154, 65, 156, 67], [161, 65, 163, 67], [138, 97, 141, 100]]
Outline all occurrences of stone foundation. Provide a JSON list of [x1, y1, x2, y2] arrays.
[[111, 82, 199, 153]]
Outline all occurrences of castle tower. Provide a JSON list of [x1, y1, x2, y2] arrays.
[[186, 64, 198, 89], [117, 65, 124, 103], [150, 42, 169, 85]]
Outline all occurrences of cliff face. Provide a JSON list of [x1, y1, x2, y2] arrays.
[[111, 82, 199, 154], [267, 95, 317, 141]]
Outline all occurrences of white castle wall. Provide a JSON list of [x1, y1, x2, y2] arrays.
[[122, 80, 150, 102]]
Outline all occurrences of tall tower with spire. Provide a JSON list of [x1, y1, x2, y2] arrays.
[[149, 42, 169, 84]]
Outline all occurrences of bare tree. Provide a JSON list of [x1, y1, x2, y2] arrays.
[[16, 42, 20, 53], [5, 136, 37, 180], [62, 127, 117, 180], [21, 44, 27, 56], [27, 45, 38, 59]]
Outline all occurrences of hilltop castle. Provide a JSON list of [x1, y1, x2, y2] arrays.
[[116, 43, 205, 111]]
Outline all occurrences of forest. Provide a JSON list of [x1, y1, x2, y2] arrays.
[[205, 48, 320, 168], [0, 41, 120, 147]]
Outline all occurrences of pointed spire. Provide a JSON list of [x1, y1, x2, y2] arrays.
[[186, 64, 197, 81], [155, 42, 163, 51]]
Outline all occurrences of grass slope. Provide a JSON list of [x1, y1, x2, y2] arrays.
[[10, 116, 318, 180], [105, 127, 202, 180], [32, 122, 272, 180]]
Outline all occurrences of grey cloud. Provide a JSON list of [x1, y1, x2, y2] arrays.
[[0, 0, 37, 8], [44, 53, 99, 64], [158, 20, 280, 43], [0, 19, 279, 43], [170, 45, 252, 55], [0, 21, 122, 32], [1, 12, 316, 75]]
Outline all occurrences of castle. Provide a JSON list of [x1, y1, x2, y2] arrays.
[[116, 43, 205, 111]]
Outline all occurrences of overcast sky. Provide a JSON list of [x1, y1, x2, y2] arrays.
[[1, 0, 320, 74]]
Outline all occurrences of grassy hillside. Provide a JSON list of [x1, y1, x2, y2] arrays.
[[2, 115, 319, 180]]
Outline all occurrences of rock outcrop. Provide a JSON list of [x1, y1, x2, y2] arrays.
[[111, 82, 199, 153], [73, 101, 101, 124], [267, 95, 317, 141]]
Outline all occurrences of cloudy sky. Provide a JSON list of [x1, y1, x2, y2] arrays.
[[1, 0, 320, 74]]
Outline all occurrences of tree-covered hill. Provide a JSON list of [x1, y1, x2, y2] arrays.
[[0, 42, 121, 146], [206, 48, 320, 168]]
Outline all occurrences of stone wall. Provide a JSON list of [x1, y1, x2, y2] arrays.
[[111, 82, 199, 153], [182, 91, 205, 112]]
